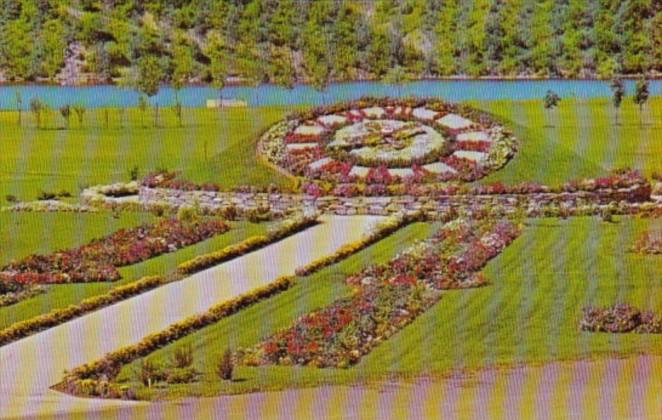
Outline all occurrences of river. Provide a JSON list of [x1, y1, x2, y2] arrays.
[[0, 79, 661, 109]]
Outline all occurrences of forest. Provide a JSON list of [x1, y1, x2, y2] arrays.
[[0, 0, 660, 87]]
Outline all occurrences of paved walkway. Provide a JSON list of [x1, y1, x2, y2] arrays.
[[0, 215, 384, 419], [14, 355, 662, 419]]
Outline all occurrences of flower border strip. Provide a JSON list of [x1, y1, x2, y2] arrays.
[[176, 216, 319, 275], [0, 286, 46, 308], [55, 275, 296, 399], [0, 276, 166, 347]]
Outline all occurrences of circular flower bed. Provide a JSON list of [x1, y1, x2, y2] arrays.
[[258, 97, 517, 185]]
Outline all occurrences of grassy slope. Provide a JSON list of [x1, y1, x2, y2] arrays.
[[477, 97, 661, 185], [0, 217, 271, 329], [0, 106, 296, 201], [113, 222, 439, 397], [112, 216, 662, 399], [0, 98, 659, 203]]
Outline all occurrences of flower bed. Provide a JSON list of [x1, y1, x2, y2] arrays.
[[0, 218, 230, 284], [241, 217, 521, 368], [580, 304, 662, 334], [631, 229, 662, 254], [0, 287, 46, 308], [258, 97, 517, 185]]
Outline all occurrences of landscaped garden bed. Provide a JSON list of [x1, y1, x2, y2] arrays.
[[580, 304, 662, 334], [0, 218, 230, 284], [258, 97, 518, 185], [631, 229, 662, 254], [240, 217, 521, 368]]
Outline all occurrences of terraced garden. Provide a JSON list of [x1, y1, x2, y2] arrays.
[[0, 93, 660, 419]]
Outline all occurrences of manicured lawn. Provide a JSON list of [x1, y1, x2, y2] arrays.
[[0, 105, 298, 202], [1, 98, 659, 204], [113, 222, 440, 397], [477, 97, 662, 185], [112, 216, 661, 399], [0, 214, 272, 329]]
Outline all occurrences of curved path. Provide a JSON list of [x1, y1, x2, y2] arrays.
[[0, 215, 384, 419]]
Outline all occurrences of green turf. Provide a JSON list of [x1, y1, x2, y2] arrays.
[[111, 216, 662, 399], [0, 106, 298, 202], [476, 97, 662, 186], [113, 222, 440, 397], [0, 216, 271, 329], [0, 98, 660, 203]]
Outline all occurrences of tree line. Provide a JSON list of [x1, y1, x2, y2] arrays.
[[0, 0, 659, 89]]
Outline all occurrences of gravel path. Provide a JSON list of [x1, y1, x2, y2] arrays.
[[0, 215, 384, 419]]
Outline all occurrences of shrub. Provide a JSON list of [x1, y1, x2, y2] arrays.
[[217, 348, 234, 381], [176, 205, 198, 222], [171, 344, 194, 368], [166, 366, 199, 384], [135, 359, 165, 388], [37, 191, 57, 201], [129, 166, 140, 181]]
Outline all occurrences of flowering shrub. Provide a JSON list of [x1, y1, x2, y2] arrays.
[[0, 218, 230, 284], [631, 229, 662, 254], [242, 217, 521, 368], [580, 304, 662, 334]]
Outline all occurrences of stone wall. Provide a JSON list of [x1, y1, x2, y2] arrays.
[[138, 183, 651, 219]]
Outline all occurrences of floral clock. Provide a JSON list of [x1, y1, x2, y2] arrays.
[[258, 97, 517, 186]]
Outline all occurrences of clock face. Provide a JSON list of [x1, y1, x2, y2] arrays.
[[258, 99, 517, 184]]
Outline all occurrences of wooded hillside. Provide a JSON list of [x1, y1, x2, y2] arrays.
[[0, 0, 659, 85]]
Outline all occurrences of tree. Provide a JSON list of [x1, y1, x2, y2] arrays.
[[543, 89, 561, 127], [137, 95, 148, 127], [134, 56, 164, 127], [72, 104, 85, 127], [171, 37, 195, 126], [383, 65, 411, 96], [59, 105, 71, 129], [433, 0, 459, 76], [544, 89, 561, 109], [205, 31, 227, 112], [29, 98, 45, 129], [610, 78, 625, 125], [633, 76, 649, 126], [15, 90, 22, 126]]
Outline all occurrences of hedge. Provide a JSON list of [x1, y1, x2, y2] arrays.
[[0, 276, 166, 347], [294, 214, 414, 277], [56, 275, 296, 398], [177, 216, 319, 275]]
